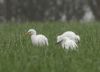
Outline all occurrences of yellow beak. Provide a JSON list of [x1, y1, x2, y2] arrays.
[[25, 32, 31, 35]]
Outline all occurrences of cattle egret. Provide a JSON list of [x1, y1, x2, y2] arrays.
[[27, 29, 49, 46], [61, 31, 80, 43], [57, 36, 78, 49]]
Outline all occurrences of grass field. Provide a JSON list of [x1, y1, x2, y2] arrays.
[[0, 22, 100, 72]]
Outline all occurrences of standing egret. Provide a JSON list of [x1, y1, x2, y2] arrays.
[[26, 29, 48, 46]]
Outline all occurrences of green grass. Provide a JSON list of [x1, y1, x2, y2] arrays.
[[0, 22, 100, 72]]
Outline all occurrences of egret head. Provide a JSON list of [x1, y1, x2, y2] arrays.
[[26, 29, 37, 35]]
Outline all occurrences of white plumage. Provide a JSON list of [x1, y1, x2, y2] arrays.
[[60, 37, 78, 49], [60, 31, 80, 43], [27, 29, 48, 46], [57, 31, 80, 49]]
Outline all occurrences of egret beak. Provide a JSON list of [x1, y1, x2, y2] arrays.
[[25, 32, 31, 35]]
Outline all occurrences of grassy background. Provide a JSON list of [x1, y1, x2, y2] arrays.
[[0, 22, 100, 72]]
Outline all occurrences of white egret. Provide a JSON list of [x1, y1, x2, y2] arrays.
[[26, 29, 48, 46], [57, 36, 78, 49], [61, 31, 80, 43]]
